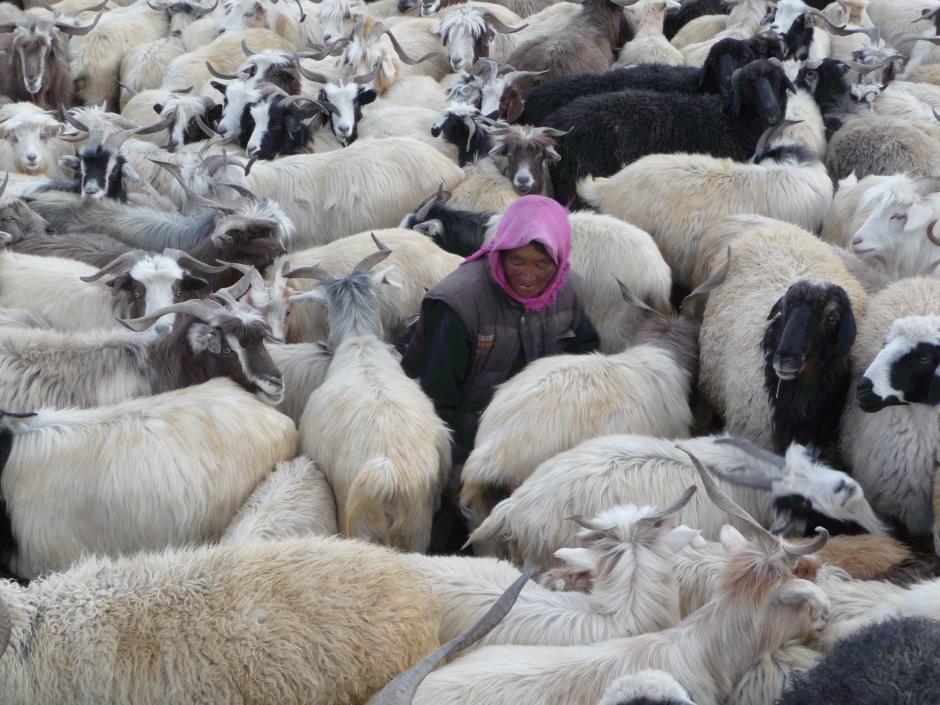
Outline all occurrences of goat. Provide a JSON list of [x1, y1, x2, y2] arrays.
[[0, 536, 441, 702], [406, 450, 831, 705], [0, 377, 296, 578], [218, 0, 310, 48], [293, 236, 451, 552], [436, 5, 527, 73], [245, 92, 324, 159], [148, 91, 222, 152], [402, 489, 699, 649], [599, 671, 695, 705], [299, 64, 378, 145], [544, 57, 795, 204], [849, 176, 940, 281], [826, 114, 940, 180], [505, 0, 637, 93], [578, 121, 831, 288], [0, 9, 100, 109], [842, 278, 940, 543], [681, 0, 772, 66], [400, 183, 496, 256], [821, 173, 895, 248], [663, 0, 729, 39], [220, 455, 338, 542], [0, 101, 64, 176], [617, 0, 685, 68], [487, 121, 564, 196], [699, 219, 867, 456], [469, 433, 885, 569], [431, 101, 494, 165], [459, 264, 729, 525]]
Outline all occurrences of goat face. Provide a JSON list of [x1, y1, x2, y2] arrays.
[[0, 110, 59, 175], [780, 13, 814, 61], [219, 0, 270, 34], [438, 8, 492, 73], [60, 144, 137, 201], [762, 281, 857, 383], [11, 26, 54, 96], [211, 80, 262, 144], [420, 0, 444, 15], [489, 126, 562, 196], [319, 0, 356, 45], [246, 96, 314, 160], [320, 82, 376, 145], [110, 256, 206, 334], [730, 59, 795, 128], [153, 95, 218, 152], [0, 198, 53, 241], [858, 316, 940, 412], [795, 58, 850, 111]]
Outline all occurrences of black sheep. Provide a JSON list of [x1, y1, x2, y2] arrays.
[[663, 0, 729, 40], [544, 57, 795, 204], [778, 617, 940, 705], [761, 280, 856, 457], [517, 35, 784, 126]]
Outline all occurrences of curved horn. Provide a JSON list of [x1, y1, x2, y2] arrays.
[[481, 13, 527, 33], [62, 109, 90, 134], [219, 180, 259, 200], [298, 37, 349, 61], [285, 264, 332, 280], [806, 9, 878, 43], [379, 25, 437, 65], [297, 63, 332, 83], [782, 527, 829, 557], [54, 11, 102, 36], [371, 570, 533, 705], [928, 220, 940, 247], [712, 470, 776, 491], [0, 172, 8, 200], [677, 444, 779, 547], [714, 437, 787, 469], [206, 61, 239, 80], [609, 0, 640, 6], [171, 85, 194, 94], [189, 0, 219, 15], [241, 38, 256, 57], [133, 114, 174, 135], [193, 113, 218, 139], [352, 232, 392, 272], [148, 0, 165, 10], [243, 155, 258, 176], [615, 277, 667, 318], [353, 61, 382, 85], [116, 80, 138, 97], [102, 126, 145, 153], [413, 182, 449, 221], [566, 515, 616, 533], [162, 248, 230, 273], [641, 485, 698, 523], [117, 300, 223, 332], [213, 261, 266, 299], [0, 21, 27, 34], [79, 250, 147, 282], [0, 596, 10, 663]]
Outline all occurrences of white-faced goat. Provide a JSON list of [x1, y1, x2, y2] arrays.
[[399, 450, 832, 705], [401, 488, 699, 649], [293, 236, 451, 552], [297, 63, 377, 146], [0, 102, 65, 176], [469, 434, 886, 570], [436, 6, 527, 73]]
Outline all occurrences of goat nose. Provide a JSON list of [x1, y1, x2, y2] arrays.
[[26, 153, 37, 162], [857, 377, 874, 394], [851, 237, 863, 246], [83, 185, 98, 195]]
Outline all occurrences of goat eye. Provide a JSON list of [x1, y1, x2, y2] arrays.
[[133, 292, 141, 299], [921, 356, 932, 365], [9, 136, 17, 143], [222, 347, 232, 355], [890, 214, 907, 222]]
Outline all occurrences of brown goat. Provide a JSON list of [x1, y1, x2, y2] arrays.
[[487, 122, 565, 197], [504, 0, 637, 95]]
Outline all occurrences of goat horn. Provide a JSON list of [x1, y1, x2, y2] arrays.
[[219, 180, 258, 200], [213, 261, 266, 297], [379, 25, 436, 65], [117, 300, 223, 332], [284, 264, 332, 280], [102, 126, 145, 153], [482, 13, 527, 33], [171, 85, 194, 94], [150, 158, 236, 214], [641, 485, 698, 523], [116, 80, 138, 97], [352, 232, 392, 273], [712, 469, 776, 491], [0, 21, 27, 34], [354, 61, 382, 85], [241, 39, 256, 57], [79, 250, 148, 282], [0, 172, 8, 200], [298, 37, 349, 62], [163, 248, 230, 273], [678, 444, 779, 548], [615, 277, 667, 319], [714, 436, 787, 469], [54, 11, 102, 36], [200, 152, 231, 175], [920, 6, 940, 21], [928, 220, 940, 247], [62, 109, 90, 134], [782, 527, 829, 557], [148, 0, 165, 9], [206, 61, 239, 80], [752, 118, 802, 156], [0, 596, 9, 663], [371, 570, 532, 705], [188, 0, 219, 15], [134, 114, 174, 135], [895, 32, 940, 46], [193, 113, 218, 139], [566, 515, 616, 533], [805, 9, 875, 42], [292, 0, 306, 22], [296, 63, 331, 83], [243, 155, 258, 176], [413, 182, 449, 220], [679, 245, 730, 319]]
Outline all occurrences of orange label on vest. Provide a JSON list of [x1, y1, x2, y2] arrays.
[[476, 334, 495, 351]]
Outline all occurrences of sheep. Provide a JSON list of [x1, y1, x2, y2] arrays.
[[448, 156, 520, 211], [459, 264, 730, 525], [578, 122, 832, 289], [406, 452, 832, 705], [826, 114, 940, 180], [663, 0, 730, 40], [0, 10, 101, 109], [0, 377, 297, 578], [517, 34, 784, 126], [0, 293, 287, 410], [504, 0, 637, 93], [469, 433, 885, 569], [401, 489, 699, 651], [220, 455, 338, 542], [544, 57, 795, 204], [0, 535, 441, 703], [277, 227, 460, 344], [68, 1, 169, 110], [680, 0, 771, 66], [842, 278, 940, 542], [293, 236, 451, 552], [698, 220, 868, 456], [848, 175, 940, 281], [617, 0, 685, 68], [0, 102, 64, 177]]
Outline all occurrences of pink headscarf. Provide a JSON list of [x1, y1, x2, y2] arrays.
[[463, 195, 572, 312]]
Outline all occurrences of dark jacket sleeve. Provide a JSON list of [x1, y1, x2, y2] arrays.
[[405, 300, 475, 461]]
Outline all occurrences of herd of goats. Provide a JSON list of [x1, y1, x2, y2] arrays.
[[0, 0, 937, 701]]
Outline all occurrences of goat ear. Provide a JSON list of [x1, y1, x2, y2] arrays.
[[180, 275, 209, 292], [358, 89, 377, 106], [59, 155, 80, 174], [372, 265, 402, 289], [836, 306, 857, 356], [553, 546, 595, 571], [290, 287, 328, 306], [504, 89, 524, 123], [210, 80, 227, 95], [121, 163, 141, 183], [665, 525, 703, 552], [767, 295, 784, 321], [906, 203, 934, 232], [719, 524, 748, 554], [153, 103, 163, 114], [927, 372, 940, 405]]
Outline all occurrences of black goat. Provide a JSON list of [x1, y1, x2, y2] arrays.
[[516, 35, 784, 126], [431, 103, 493, 166], [245, 93, 322, 160], [761, 280, 856, 456], [400, 185, 491, 257], [43, 129, 140, 202], [795, 57, 854, 136], [663, 0, 729, 40], [779, 618, 940, 705], [544, 57, 795, 204]]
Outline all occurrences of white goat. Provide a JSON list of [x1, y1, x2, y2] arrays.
[[294, 237, 451, 552], [617, 0, 684, 68], [0, 102, 66, 177]]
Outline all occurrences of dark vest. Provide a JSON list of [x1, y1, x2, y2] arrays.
[[410, 259, 585, 449]]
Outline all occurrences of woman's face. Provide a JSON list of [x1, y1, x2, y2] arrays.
[[501, 243, 558, 299]]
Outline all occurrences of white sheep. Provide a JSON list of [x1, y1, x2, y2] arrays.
[[294, 237, 451, 552], [616, 0, 685, 68], [840, 278, 940, 542], [447, 157, 520, 213], [0, 378, 297, 578], [221, 455, 339, 542]]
